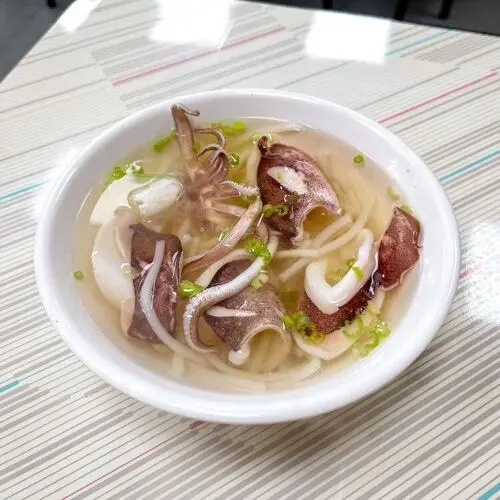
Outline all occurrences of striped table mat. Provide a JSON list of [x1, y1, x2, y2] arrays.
[[1, 0, 499, 498]]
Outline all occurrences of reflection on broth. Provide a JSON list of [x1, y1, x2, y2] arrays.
[[73, 106, 421, 392]]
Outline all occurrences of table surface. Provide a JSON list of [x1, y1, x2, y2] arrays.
[[1, 0, 500, 498]]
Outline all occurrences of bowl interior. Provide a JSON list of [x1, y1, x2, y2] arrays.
[[35, 89, 459, 423]]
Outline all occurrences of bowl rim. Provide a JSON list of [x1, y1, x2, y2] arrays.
[[35, 88, 461, 424]]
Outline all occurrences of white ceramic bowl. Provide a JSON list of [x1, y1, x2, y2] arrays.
[[35, 89, 460, 424]]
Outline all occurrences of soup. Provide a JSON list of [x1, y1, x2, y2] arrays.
[[72, 104, 421, 392]]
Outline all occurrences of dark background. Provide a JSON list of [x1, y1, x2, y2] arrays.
[[1, 0, 498, 82]]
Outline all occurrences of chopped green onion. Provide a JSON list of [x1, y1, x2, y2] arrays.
[[343, 316, 363, 339], [105, 165, 127, 185], [351, 266, 364, 279], [326, 269, 346, 285], [282, 311, 325, 344], [250, 273, 269, 290], [399, 204, 413, 214], [243, 236, 271, 265], [178, 280, 203, 298], [372, 320, 390, 338], [251, 132, 273, 144], [283, 314, 296, 329], [353, 154, 365, 165], [346, 257, 356, 268], [262, 203, 289, 218], [301, 328, 325, 344], [153, 129, 176, 152], [72, 270, 84, 281], [211, 121, 246, 137], [352, 342, 370, 357], [363, 330, 380, 349], [227, 152, 240, 166], [218, 227, 231, 242], [388, 186, 400, 200], [127, 163, 144, 175]]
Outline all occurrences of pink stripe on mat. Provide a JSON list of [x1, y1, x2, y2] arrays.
[[112, 25, 286, 86], [378, 72, 498, 123], [62, 431, 190, 499]]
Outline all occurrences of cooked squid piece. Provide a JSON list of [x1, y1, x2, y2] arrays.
[[305, 229, 377, 315], [296, 207, 421, 360], [378, 207, 421, 290], [257, 136, 341, 243], [203, 260, 289, 366], [127, 225, 183, 342]]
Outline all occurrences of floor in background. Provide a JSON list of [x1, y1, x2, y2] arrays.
[[0, 0, 499, 82]]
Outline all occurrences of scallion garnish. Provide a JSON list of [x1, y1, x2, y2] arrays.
[[211, 121, 246, 137], [178, 280, 203, 298], [262, 203, 289, 218], [105, 165, 127, 185], [242, 236, 271, 265], [127, 163, 144, 175], [282, 311, 325, 344], [353, 154, 365, 165], [351, 266, 364, 279], [72, 270, 84, 281], [250, 272, 269, 290], [227, 153, 240, 166], [153, 129, 176, 152]]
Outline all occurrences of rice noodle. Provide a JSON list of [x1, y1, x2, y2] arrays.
[[188, 363, 266, 391], [207, 354, 321, 383], [247, 334, 271, 373], [140, 240, 208, 365], [172, 353, 186, 377], [276, 199, 374, 265], [245, 145, 261, 187], [262, 333, 292, 372]]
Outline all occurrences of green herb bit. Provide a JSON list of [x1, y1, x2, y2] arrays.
[[178, 280, 204, 298], [352, 342, 370, 357], [72, 270, 84, 281], [346, 257, 356, 268], [282, 311, 325, 344], [399, 204, 413, 214], [105, 165, 127, 185], [343, 316, 363, 339], [363, 330, 380, 349], [218, 227, 231, 242], [153, 129, 175, 152], [262, 203, 289, 218], [283, 314, 296, 329], [388, 186, 400, 200], [351, 266, 364, 279], [353, 154, 365, 165], [227, 152, 240, 166], [211, 121, 246, 137], [243, 236, 271, 265], [298, 321, 325, 344], [251, 132, 273, 145], [127, 163, 144, 175], [372, 320, 390, 338], [250, 273, 269, 290], [326, 269, 346, 285]]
